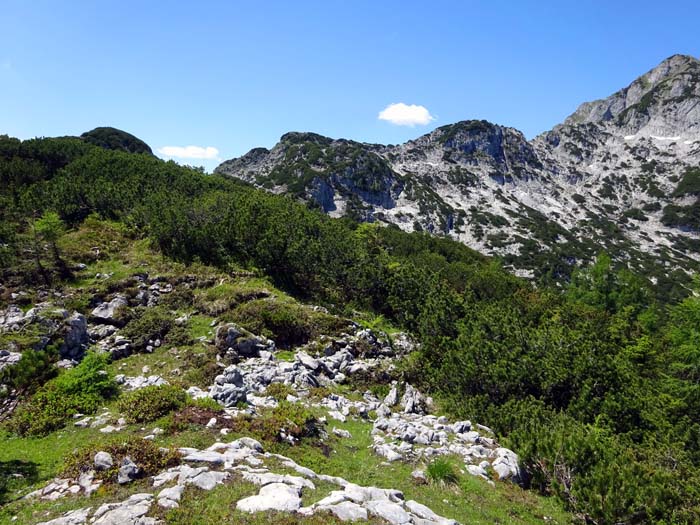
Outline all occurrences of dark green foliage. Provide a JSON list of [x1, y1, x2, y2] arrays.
[[165, 324, 195, 347], [117, 384, 187, 423], [0, 347, 57, 399], [80, 127, 153, 155], [507, 408, 698, 524], [231, 300, 347, 348], [411, 257, 700, 522], [436, 120, 495, 145], [6, 352, 117, 436], [662, 202, 700, 231], [672, 167, 700, 197], [623, 207, 648, 221]]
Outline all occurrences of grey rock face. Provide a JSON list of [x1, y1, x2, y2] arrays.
[[365, 500, 412, 525], [0, 349, 22, 372], [215, 323, 274, 360], [91, 296, 128, 325], [94, 451, 114, 471], [92, 493, 155, 525], [322, 501, 369, 521], [59, 312, 90, 360], [0, 305, 28, 331], [37, 508, 91, 525], [236, 482, 302, 513], [115, 374, 168, 391], [117, 457, 141, 484]]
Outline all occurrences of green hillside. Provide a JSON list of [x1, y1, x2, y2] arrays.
[[1, 134, 700, 524]]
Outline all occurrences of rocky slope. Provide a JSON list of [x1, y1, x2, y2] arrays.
[[216, 54, 700, 283], [1, 220, 568, 524]]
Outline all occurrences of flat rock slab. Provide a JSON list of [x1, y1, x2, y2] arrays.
[[37, 508, 91, 525], [236, 482, 302, 513], [365, 500, 412, 525], [322, 501, 369, 521], [92, 493, 155, 525]]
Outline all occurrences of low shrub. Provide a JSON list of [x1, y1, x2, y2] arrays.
[[117, 384, 187, 423], [263, 382, 296, 401], [6, 352, 117, 436], [62, 437, 180, 482], [235, 401, 321, 443], [165, 324, 195, 347], [120, 307, 173, 350], [179, 346, 220, 388], [231, 300, 347, 348], [0, 346, 57, 399], [307, 386, 332, 401], [508, 412, 699, 524], [165, 403, 227, 434], [188, 396, 223, 412]]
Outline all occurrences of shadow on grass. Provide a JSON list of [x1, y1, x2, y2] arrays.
[[0, 460, 39, 505]]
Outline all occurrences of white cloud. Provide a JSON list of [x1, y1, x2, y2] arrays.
[[157, 145, 220, 160], [378, 102, 435, 126]]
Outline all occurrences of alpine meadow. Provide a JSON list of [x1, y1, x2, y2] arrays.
[[2, 4, 700, 525]]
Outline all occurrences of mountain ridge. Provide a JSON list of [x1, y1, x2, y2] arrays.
[[216, 55, 700, 286]]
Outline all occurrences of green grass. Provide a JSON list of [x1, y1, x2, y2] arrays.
[[426, 456, 460, 485], [0, 426, 109, 506], [0, 397, 573, 525], [276, 418, 573, 525], [187, 314, 216, 339], [275, 350, 295, 362]]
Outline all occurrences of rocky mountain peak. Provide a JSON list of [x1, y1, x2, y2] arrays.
[[563, 54, 700, 137], [279, 131, 334, 146]]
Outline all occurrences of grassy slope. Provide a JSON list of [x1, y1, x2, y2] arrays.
[[0, 220, 572, 524]]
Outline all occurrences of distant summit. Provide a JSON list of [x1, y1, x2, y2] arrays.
[[563, 54, 700, 137], [80, 127, 152, 155]]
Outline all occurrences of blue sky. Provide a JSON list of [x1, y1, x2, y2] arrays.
[[1, 1, 699, 170]]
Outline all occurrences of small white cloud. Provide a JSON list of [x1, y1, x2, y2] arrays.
[[378, 102, 435, 126], [157, 145, 220, 160]]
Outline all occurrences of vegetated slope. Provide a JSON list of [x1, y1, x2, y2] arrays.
[[1, 125, 700, 523], [216, 54, 700, 294], [80, 126, 153, 155]]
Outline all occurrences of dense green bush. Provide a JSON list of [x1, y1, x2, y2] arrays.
[[6, 352, 117, 436], [0, 347, 57, 399], [80, 127, 153, 155], [232, 299, 347, 348], [117, 384, 187, 423]]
